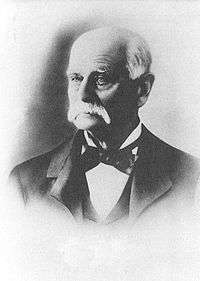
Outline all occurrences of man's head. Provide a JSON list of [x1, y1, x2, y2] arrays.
[[67, 26, 154, 132]]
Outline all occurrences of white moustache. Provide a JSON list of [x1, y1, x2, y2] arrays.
[[68, 102, 111, 125]]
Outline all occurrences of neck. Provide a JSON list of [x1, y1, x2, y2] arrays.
[[88, 117, 140, 150]]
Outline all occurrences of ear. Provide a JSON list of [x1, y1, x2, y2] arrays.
[[137, 73, 155, 108]]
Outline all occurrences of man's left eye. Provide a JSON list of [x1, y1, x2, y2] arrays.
[[95, 75, 111, 88], [96, 77, 107, 86]]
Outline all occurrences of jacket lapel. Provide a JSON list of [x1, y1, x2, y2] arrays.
[[46, 130, 85, 203], [46, 139, 73, 179], [129, 126, 172, 220]]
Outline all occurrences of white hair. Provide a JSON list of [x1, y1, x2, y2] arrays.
[[124, 32, 152, 79]]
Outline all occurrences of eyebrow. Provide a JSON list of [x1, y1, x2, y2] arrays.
[[66, 60, 118, 78], [66, 68, 113, 78], [66, 72, 82, 78], [97, 65, 113, 73]]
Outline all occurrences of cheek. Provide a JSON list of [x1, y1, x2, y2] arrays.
[[100, 85, 138, 121], [98, 84, 120, 105], [67, 87, 77, 104], [100, 84, 134, 108]]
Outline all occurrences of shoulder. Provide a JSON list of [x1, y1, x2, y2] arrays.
[[143, 126, 200, 181], [10, 150, 52, 183], [9, 138, 73, 201]]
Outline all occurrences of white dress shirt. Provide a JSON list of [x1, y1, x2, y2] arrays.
[[83, 122, 142, 222]]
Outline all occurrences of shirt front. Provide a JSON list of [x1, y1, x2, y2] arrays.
[[83, 122, 142, 223]]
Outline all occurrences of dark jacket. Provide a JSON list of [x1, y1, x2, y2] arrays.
[[10, 126, 200, 224]]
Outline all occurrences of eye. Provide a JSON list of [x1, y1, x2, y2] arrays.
[[95, 74, 111, 89], [96, 77, 107, 86], [68, 73, 83, 83]]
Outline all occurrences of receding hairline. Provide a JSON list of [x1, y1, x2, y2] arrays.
[[69, 26, 152, 79]]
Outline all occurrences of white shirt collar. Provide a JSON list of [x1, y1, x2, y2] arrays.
[[120, 121, 142, 149], [84, 122, 142, 152]]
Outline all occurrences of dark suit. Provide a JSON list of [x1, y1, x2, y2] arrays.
[[10, 125, 200, 225]]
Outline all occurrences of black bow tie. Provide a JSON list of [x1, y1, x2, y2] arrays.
[[80, 145, 137, 175]]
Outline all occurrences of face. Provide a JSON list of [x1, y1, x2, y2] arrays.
[[67, 35, 139, 131]]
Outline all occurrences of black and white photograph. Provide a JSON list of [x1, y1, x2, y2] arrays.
[[1, 1, 200, 280]]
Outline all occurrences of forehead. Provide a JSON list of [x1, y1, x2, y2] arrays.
[[67, 34, 126, 74]]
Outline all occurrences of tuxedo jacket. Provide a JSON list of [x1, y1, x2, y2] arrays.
[[10, 125, 200, 224]]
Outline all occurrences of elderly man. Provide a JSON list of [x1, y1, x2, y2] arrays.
[[10, 27, 200, 225]]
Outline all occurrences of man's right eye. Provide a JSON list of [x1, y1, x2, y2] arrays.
[[68, 74, 83, 83]]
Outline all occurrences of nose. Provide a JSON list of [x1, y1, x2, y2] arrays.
[[78, 77, 94, 103]]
